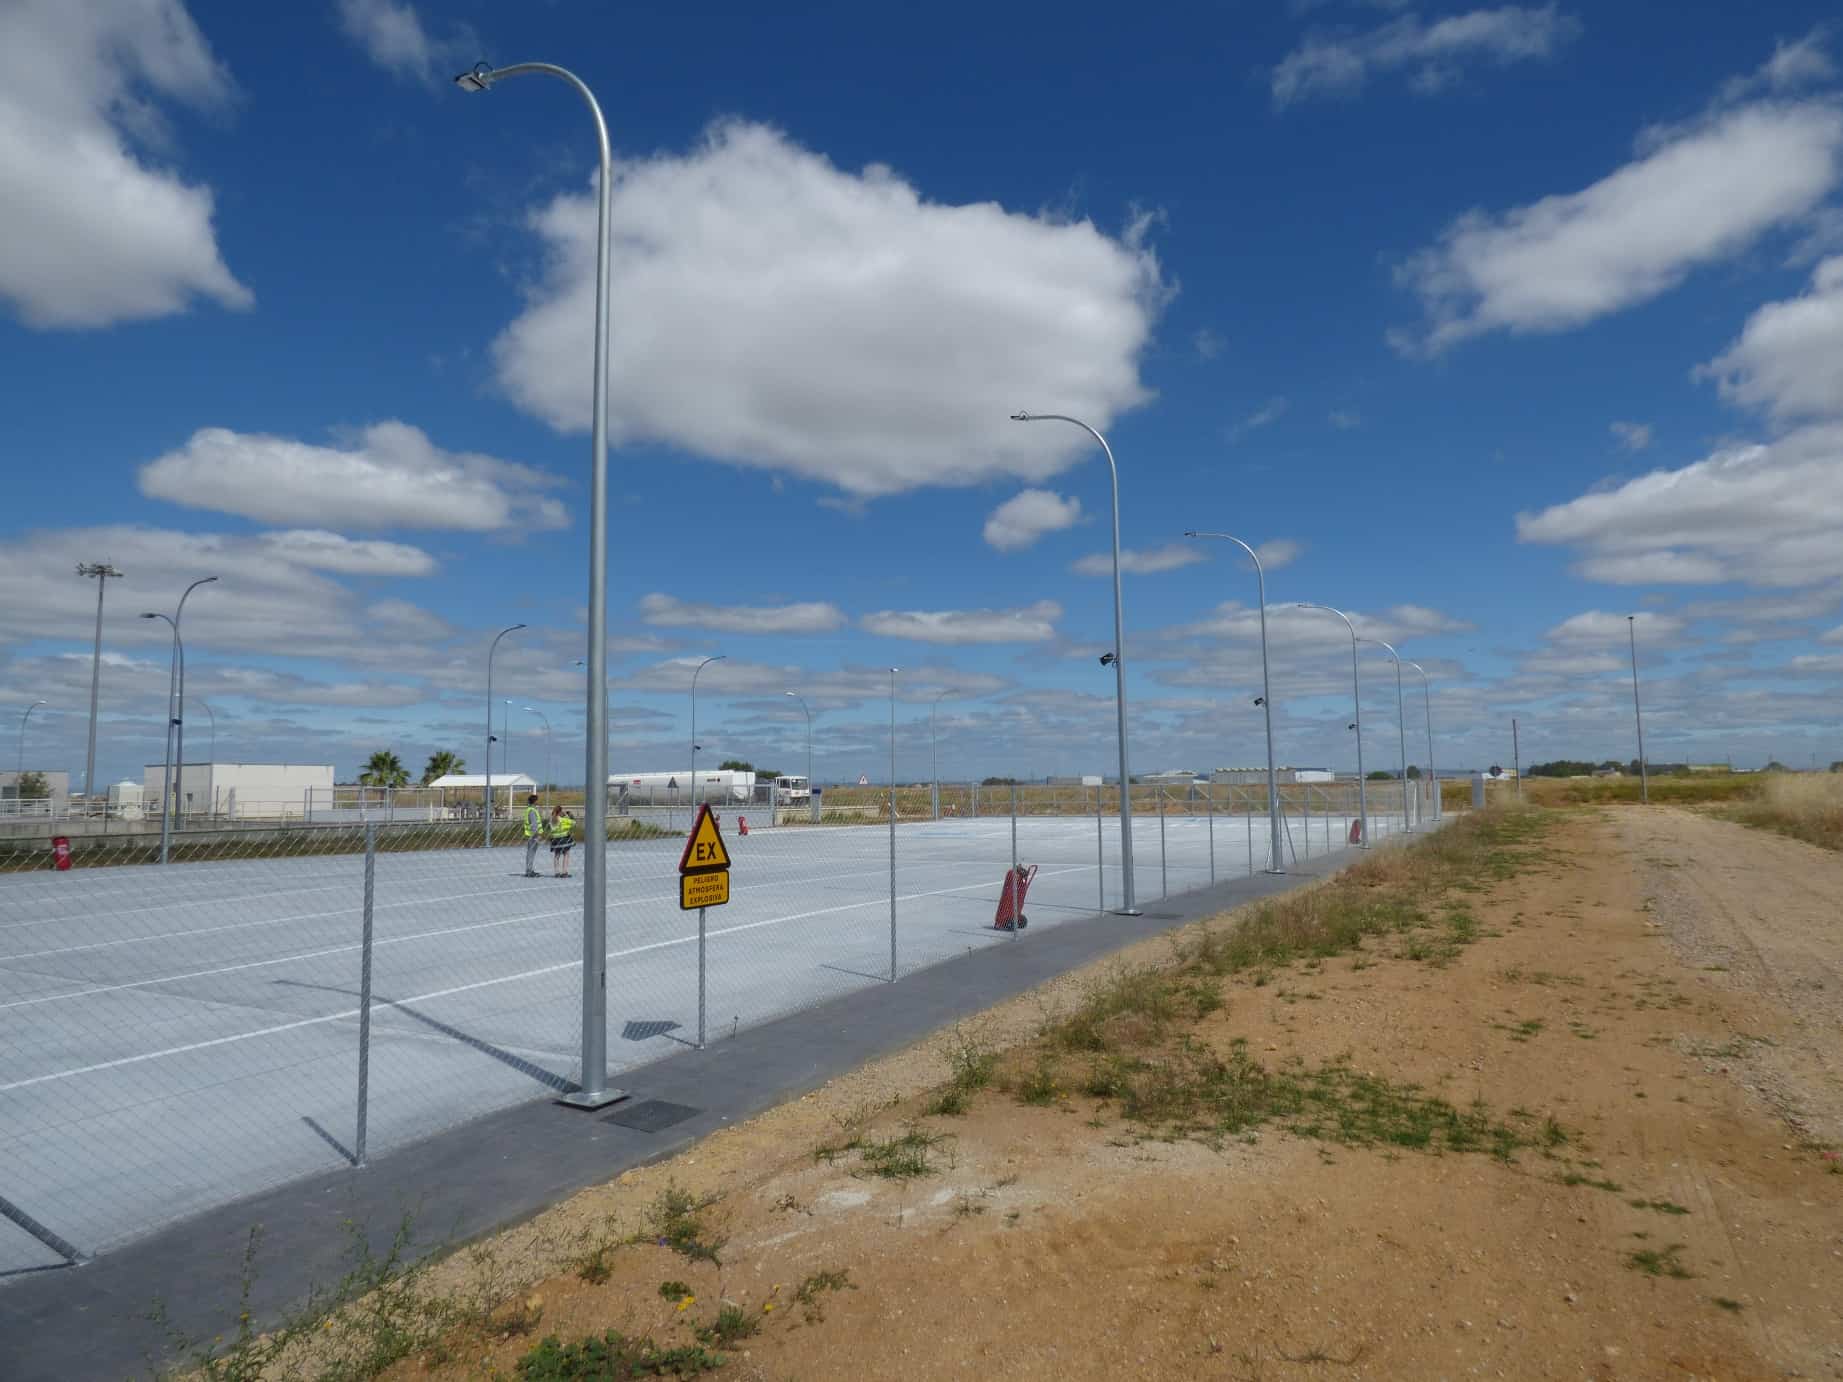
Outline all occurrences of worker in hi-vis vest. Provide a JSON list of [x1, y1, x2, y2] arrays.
[[522, 793, 547, 877]]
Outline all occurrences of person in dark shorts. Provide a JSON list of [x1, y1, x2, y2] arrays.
[[549, 804, 576, 877]]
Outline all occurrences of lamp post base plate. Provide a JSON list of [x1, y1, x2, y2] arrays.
[[558, 1087, 628, 1111]]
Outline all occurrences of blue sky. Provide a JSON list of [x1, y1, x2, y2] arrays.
[[4, 0, 1843, 791]]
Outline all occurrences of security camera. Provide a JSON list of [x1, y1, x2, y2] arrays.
[[1252, 696, 1265, 706], [1346, 722, 1356, 730], [1099, 652, 1116, 667]]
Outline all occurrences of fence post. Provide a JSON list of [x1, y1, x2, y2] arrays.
[[1246, 801, 1254, 876], [888, 783, 897, 983], [972, 781, 979, 819], [1095, 788, 1105, 914], [1158, 788, 1167, 899], [1207, 786, 1215, 882], [1009, 783, 1019, 941], [355, 822, 376, 1167]]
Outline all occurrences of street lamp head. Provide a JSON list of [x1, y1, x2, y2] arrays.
[[1009, 410, 1031, 422], [139, 611, 158, 620], [455, 62, 494, 92], [1098, 651, 1116, 667]]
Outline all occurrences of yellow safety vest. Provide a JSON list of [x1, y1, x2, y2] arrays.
[[523, 805, 542, 838], [555, 814, 575, 840]]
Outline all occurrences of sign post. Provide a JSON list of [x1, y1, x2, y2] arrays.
[[678, 804, 732, 1049]]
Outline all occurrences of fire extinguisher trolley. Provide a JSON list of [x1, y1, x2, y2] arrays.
[[993, 863, 1037, 931]]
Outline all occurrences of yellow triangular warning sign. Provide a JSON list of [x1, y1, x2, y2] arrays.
[[678, 803, 731, 874]]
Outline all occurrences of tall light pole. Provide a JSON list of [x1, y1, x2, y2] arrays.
[[484, 624, 526, 845], [690, 655, 725, 811], [77, 562, 123, 804], [503, 699, 515, 783], [1407, 661, 1438, 820], [1359, 638, 1412, 833], [785, 691, 812, 786], [193, 696, 216, 766], [456, 58, 618, 1109], [17, 700, 47, 776], [1297, 603, 1368, 848], [1627, 615, 1649, 804], [523, 707, 553, 803], [143, 575, 217, 861], [1010, 411, 1137, 912], [168, 577, 216, 826], [1185, 531, 1284, 873], [930, 690, 950, 820]]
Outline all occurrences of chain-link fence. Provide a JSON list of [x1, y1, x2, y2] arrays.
[[0, 774, 1440, 1273]]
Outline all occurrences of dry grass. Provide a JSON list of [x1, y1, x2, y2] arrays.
[[1723, 773, 1843, 852], [1518, 773, 1764, 808]]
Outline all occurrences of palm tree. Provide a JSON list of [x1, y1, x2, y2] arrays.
[[421, 750, 464, 786], [359, 750, 409, 789]]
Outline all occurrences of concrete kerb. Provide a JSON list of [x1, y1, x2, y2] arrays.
[[0, 825, 1438, 1382]]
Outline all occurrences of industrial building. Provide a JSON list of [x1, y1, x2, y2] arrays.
[[142, 763, 334, 819]]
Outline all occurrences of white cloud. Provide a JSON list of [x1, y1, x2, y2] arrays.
[[1192, 327, 1225, 359], [256, 529, 437, 576], [859, 602, 1062, 644], [637, 593, 846, 635], [0, 524, 449, 659], [1577, 551, 1725, 584], [1272, 5, 1581, 108], [1548, 610, 1686, 644], [138, 421, 567, 531], [1072, 544, 1206, 577], [1518, 423, 1843, 587], [982, 490, 1084, 551], [335, 0, 469, 84], [1701, 256, 1843, 422], [0, 0, 250, 328], [492, 121, 1167, 497], [1719, 29, 1836, 104], [1393, 100, 1843, 354], [1228, 396, 1288, 439], [1328, 409, 1362, 430], [1255, 539, 1303, 571], [1609, 420, 1654, 451]]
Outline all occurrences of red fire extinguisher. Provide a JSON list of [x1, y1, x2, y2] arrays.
[[52, 835, 72, 871]]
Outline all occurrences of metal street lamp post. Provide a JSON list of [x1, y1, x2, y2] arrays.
[[690, 655, 725, 816], [1009, 411, 1138, 912], [484, 624, 526, 846], [503, 699, 515, 783], [523, 707, 553, 804], [1296, 603, 1368, 848], [930, 690, 950, 821], [194, 697, 216, 773], [1184, 531, 1284, 873], [1407, 661, 1438, 820], [456, 57, 618, 1108], [77, 562, 123, 804], [143, 575, 217, 861], [785, 691, 812, 786], [1359, 638, 1412, 833], [1627, 615, 1649, 804], [17, 700, 46, 776]]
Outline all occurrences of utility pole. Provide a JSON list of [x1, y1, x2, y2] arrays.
[[77, 563, 123, 803], [1512, 718, 1521, 799]]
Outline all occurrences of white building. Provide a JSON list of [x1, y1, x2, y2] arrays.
[[144, 763, 334, 819]]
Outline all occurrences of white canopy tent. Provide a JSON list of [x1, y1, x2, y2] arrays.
[[426, 773, 538, 815]]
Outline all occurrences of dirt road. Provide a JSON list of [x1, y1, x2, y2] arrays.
[[372, 808, 1842, 1381]]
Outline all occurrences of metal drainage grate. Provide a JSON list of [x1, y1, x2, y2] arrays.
[[601, 1099, 702, 1133]]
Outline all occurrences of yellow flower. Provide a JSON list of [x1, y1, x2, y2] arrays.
[[676, 1296, 695, 1311], [763, 1303, 774, 1313]]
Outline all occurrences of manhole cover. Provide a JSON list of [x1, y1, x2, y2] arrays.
[[602, 1099, 701, 1133]]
